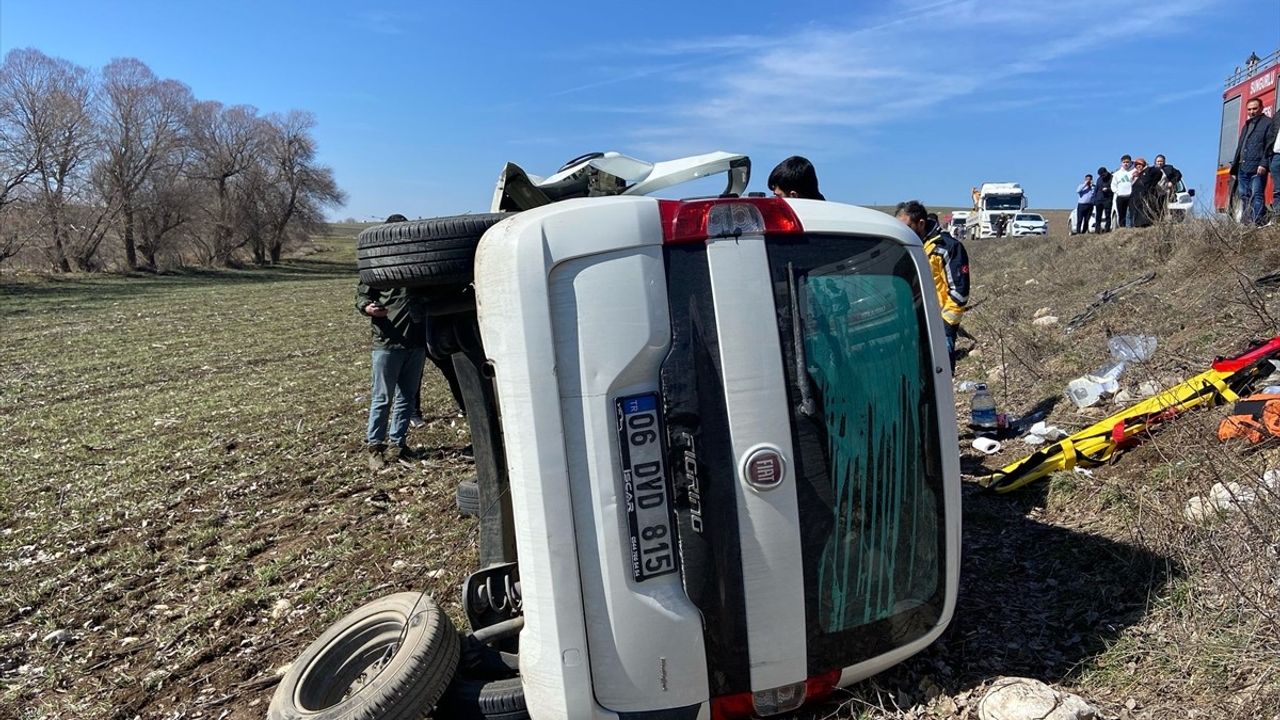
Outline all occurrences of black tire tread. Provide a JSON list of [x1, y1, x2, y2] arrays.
[[440, 676, 528, 720], [355, 214, 510, 290]]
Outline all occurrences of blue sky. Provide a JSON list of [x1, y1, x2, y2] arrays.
[[2, 0, 1277, 219]]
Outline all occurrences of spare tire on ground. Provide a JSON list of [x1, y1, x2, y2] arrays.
[[357, 214, 510, 290], [268, 592, 459, 720]]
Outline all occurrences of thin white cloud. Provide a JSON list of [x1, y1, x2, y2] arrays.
[[562, 0, 1220, 157], [1151, 81, 1222, 105], [549, 60, 705, 97]]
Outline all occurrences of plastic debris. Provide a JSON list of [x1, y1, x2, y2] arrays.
[[1108, 335, 1157, 363], [1067, 351, 1130, 408], [1023, 421, 1068, 446], [1066, 377, 1104, 408]]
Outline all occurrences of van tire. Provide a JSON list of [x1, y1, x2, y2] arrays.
[[357, 214, 510, 289], [439, 676, 529, 720], [267, 592, 459, 720]]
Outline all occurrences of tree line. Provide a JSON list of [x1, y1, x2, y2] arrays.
[[0, 48, 345, 272]]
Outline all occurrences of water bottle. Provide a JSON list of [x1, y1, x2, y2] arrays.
[[970, 383, 998, 430]]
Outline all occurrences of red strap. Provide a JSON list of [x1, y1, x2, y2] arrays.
[[1212, 336, 1280, 373]]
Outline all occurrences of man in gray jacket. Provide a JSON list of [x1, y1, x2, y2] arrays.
[[1231, 98, 1274, 226]]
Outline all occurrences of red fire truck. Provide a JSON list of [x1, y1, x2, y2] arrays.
[[1217, 49, 1279, 219]]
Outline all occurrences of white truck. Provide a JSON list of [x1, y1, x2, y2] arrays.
[[970, 182, 1027, 239], [947, 210, 970, 239]]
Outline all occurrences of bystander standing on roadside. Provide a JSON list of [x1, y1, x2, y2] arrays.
[[356, 215, 430, 470], [768, 156, 826, 200], [1267, 114, 1280, 224], [895, 200, 969, 372], [1153, 155, 1183, 222], [1128, 158, 1162, 228], [1111, 155, 1135, 228], [366, 215, 466, 430], [1094, 166, 1114, 233], [1230, 98, 1273, 226], [1075, 174, 1099, 234]]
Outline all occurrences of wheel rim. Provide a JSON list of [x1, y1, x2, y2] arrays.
[[296, 609, 410, 710]]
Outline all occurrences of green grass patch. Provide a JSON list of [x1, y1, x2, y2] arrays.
[[0, 235, 475, 716]]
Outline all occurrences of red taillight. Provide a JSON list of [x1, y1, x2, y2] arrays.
[[710, 692, 755, 720], [804, 669, 842, 704], [710, 669, 842, 719], [659, 197, 803, 245]]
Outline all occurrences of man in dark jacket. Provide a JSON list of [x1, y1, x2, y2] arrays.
[[356, 278, 429, 470], [1129, 158, 1162, 228], [1153, 156, 1182, 222], [1231, 98, 1274, 226], [1094, 167, 1114, 232]]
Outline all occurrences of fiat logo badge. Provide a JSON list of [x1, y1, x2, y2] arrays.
[[743, 447, 785, 490]]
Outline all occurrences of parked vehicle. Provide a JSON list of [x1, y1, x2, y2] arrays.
[[948, 210, 970, 239], [969, 182, 1027, 239], [273, 152, 962, 720], [1166, 178, 1196, 222], [1215, 48, 1279, 221], [1010, 212, 1048, 236]]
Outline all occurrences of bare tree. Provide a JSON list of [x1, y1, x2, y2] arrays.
[[99, 58, 191, 269], [0, 202, 36, 264], [187, 101, 263, 266], [253, 111, 345, 264], [135, 148, 196, 270], [0, 53, 42, 260], [234, 154, 273, 265], [0, 48, 347, 272], [2, 49, 103, 271]]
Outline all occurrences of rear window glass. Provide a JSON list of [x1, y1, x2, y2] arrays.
[[767, 234, 946, 669]]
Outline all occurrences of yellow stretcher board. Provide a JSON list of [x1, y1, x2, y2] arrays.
[[985, 337, 1280, 493]]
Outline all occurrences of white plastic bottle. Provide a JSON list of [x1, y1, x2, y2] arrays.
[[971, 383, 998, 430]]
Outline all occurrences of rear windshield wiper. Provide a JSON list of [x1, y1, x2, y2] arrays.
[[786, 262, 816, 417]]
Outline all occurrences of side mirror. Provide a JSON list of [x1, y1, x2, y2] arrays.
[[1187, 188, 1196, 197]]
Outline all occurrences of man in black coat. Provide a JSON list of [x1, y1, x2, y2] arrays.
[[1231, 98, 1274, 226], [1129, 158, 1161, 228]]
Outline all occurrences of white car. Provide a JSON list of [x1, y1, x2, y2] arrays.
[[276, 153, 962, 720], [1009, 212, 1048, 236]]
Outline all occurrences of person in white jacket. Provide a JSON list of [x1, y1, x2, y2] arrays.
[[1111, 155, 1135, 228]]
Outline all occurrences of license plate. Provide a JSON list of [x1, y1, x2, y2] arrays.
[[617, 393, 678, 582]]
